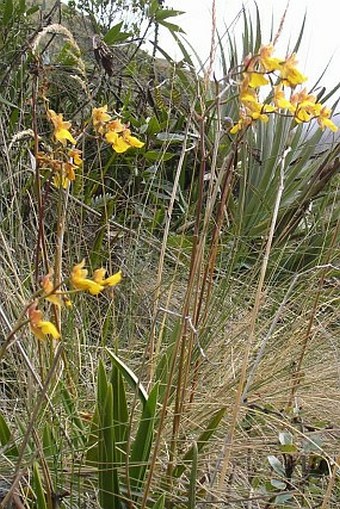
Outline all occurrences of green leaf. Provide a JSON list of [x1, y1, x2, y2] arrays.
[[0, 96, 18, 109], [188, 441, 198, 509], [42, 423, 57, 458], [129, 383, 159, 494], [271, 479, 286, 490], [173, 407, 226, 477], [25, 5, 39, 16], [267, 455, 285, 477], [274, 493, 293, 504], [144, 150, 174, 162], [98, 383, 121, 508], [97, 358, 109, 406], [110, 364, 129, 463], [148, 0, 160, 17], [278, 431, 293, 446], [0, 413, 18, 457], [155, 9, 184, 21], [106, 348, 148, 406], [3, 0, 14, 25], [279, 444, 298, 454], [158, 20, 185, 34], [151, 494, 165, 509], [32, 462, 48, 509], [103, 22, 129, 44]]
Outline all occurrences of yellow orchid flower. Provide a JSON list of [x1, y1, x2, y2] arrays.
[[247, 72, 269, 88], [53, 162, 76, 189], [28, 304, 60, 340], [48, 110, 76, 146], [316, 106, 338, 132], [107, 119, 125, 133], [122, 129, 145, 149], [259, 44, 282, 72], [70, 259, 104, 295], [105, 127, 144, 153], [93, 267, 122, 287], [279, 54, 307, 87], [105, 130, 131, 153], [41, 273, 62, 307], [68, 148, 83, 166], [273, 86, 296, 112], [92, 105, 112, 134]]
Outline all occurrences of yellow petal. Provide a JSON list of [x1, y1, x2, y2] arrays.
[[112, 136, 131, 153], [30, 324, 45, 341], [93, 267, 107, 284], [55, 128, 76, 146], [92, 105, 112, 128], [38, 320, 60, 339], [71, 259, 88, 280], [105, 130, 119, 144], [125, 134, 145, 149], [103, 270, 122, 287], [248, 72, 269, 88], [318, 116, 338, 132], [72, 277, 104, 295]]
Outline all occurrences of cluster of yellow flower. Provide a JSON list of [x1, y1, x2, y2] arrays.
[[92, 105, 145, 153], [28, 261, 122, 340], [230, 44, 338, 134], [40, 106, 144, 188], [35, 110, 84, 188]]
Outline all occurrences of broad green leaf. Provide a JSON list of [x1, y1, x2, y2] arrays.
[[158, 20, 185, 34], [98, 383, 121, 508], [267, 455, 285, 477], [3, 0, 14, 26], [278, 431, 293, 446], [144, 150, 174, 162], [97, 358, 109, 407], [274, 493, 293, 504], [155, 9, 184, 22], [0, 413, 18, 457], [129, 383, 159, 493], [151, 494, 165, 509], [106, 348, 148, 405], [271, 479, 286, 490], [32, 462, 48, 509], [103, 22, 130, 44], [42, 424, 57, 458], [110, 364, 129, 463]]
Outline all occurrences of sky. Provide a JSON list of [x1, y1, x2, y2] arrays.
[[157, 0, 340, 92]]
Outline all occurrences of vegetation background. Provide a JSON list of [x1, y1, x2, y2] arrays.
[[0, 0, 339, 508]]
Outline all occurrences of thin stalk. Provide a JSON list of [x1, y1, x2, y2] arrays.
[[286, 219, 339, 409], [216, 148, 289, 489], [148, 120, 192, 382], [1, 342, 64, 508]]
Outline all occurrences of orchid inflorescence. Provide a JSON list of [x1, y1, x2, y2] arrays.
[[37, 106, 144, 189], [230, 44, 338, 134], [28, 261, 122, 341], [92, 105, 145, 153]]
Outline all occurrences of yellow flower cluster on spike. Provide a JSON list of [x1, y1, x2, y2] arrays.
[[230, 44, 338, 134], [37, 148, 83, 189], [28, 302, 60, 341], [28, 261, 122, 341], [48, 110, 77, 146], [71, 259, 122, 295], [92, 105, 144, 153]]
